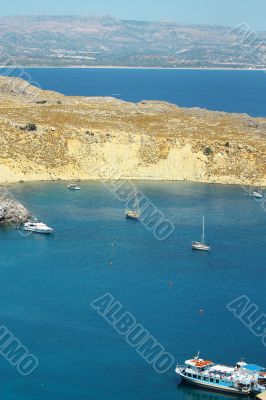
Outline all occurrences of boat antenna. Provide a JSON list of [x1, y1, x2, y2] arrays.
[[195, 351, 200, 360]]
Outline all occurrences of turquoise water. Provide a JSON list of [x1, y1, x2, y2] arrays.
[[1, 180, 266, 399], [1, 68, 266, 116]]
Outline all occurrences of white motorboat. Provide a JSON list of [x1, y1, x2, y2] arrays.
[[251, 188, 263, 199], [23, 220, 54, 234], [192, 216, 210, 251], [67, 184, 80, 191], [125, 193, 140, 220]]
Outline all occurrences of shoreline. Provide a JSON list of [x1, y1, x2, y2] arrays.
[[0, 75, 265, 188], [1, 177, 263, 189], [0, 65, 265, 71]]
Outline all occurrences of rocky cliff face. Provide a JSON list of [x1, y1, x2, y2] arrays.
[[0, 76, 265, 186], [0, 196, 30, 226]]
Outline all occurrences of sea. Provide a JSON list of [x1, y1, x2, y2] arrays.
[[1, 68, 266, 116], [0, 69, 266, 400]]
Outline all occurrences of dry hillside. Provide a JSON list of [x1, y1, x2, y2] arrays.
[[0, 76, 265, 185]]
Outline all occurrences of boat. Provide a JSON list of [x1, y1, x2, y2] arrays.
[[67, 184, 80, 191], [125, 193, 140, 220], [176, 355, 266, 395], [192, 216, 210, 251], [23, 220, 54, 234], [250, 187, 263, 199]]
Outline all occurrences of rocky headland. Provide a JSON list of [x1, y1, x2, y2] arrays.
[[0, 194, 30, 226], [0, 76, 265, 186]]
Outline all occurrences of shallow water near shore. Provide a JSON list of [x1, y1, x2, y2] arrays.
[[0, 180, 265, 399]]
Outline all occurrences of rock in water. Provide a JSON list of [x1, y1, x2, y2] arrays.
[[0, 194, 30, 227]]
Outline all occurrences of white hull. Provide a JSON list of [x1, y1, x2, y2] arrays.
[[23, 221, 54, 234], [176, 370, 251, 395], [192, 242, 210, 251], [23, 227, 53, 234]]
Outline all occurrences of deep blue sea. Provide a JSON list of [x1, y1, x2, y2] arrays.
[[1, 68, 266, 116], [1, 180, 266, 400], [0, 69, 266, 399]]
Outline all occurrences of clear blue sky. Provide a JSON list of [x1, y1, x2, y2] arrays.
[[1, 0, 265, 30]]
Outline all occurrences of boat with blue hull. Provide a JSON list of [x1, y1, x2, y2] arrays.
[[176, 356, 266, 395]]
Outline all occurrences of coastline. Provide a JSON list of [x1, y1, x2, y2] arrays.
[[0, 65, 265, 71], [0, 75, 265, 188], [0, 177, 260, 187]]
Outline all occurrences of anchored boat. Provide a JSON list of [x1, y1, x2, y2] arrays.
[[176, 355, 266, 395], [67, 184, 80, 191], [250, 187, 263, 199], [23, 220, 54, 234], [192, 216, 210, 251], [125, 193, 140, 220]]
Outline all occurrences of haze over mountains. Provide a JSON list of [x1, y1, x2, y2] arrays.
[[0, 15, 265, 68]]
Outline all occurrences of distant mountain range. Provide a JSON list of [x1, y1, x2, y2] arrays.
[[0, 15, 265, 68]]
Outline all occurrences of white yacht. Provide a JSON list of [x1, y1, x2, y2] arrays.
[[126, 193, 140, 220], [67, 184, 80, 191], [176, 355, 266, 395], [251, 188, 263, 199], [192, 216, 210, 251], [23, 220, 54, 234]]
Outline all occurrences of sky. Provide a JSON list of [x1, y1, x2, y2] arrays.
[[0, 0, 265, 31]]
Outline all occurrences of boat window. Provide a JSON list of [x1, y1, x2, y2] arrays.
[[216, 379, 219, 383], [210, 378, 214, 382], [198, 376, 202, 380], [188, 373, 191, 377], [193, 374, 197, 379], [204, 377, 208, 381]]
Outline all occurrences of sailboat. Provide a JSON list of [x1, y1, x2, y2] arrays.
[[250, 186, 263, 199], [192, 216, 210, 251], [125, 193, 140, 220]]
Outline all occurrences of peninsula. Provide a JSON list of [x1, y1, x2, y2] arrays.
[[0, 76, 265, 186]]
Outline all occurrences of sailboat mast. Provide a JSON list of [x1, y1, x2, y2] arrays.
[[202, 216, 205, 244], [134, 192, 140, 212]]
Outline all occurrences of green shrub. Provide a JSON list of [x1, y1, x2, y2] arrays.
[[203, 147, 212, 156], [36, 100, 47, 104], [25, 123, 37, 132]]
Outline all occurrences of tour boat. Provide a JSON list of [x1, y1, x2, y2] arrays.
[[23, 220, 54, 234], [67, 184, 80, 191], [192, 216, 210, 251], [176, 355, 266, 395], [125, 193, 140, 220]]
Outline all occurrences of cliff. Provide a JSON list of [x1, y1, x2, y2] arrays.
[[0, 76, 265, 186], [0, 195, 30, 226]]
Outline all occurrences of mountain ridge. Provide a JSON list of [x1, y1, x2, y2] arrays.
[[0, 15, 265, 68]]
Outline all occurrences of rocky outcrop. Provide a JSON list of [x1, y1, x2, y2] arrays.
[[0, 77, 266, 186], [0, 196, 30, 226]]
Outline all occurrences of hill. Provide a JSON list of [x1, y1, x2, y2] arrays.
[[0, 15, 265, 68], [0, 76, 265, 185]]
